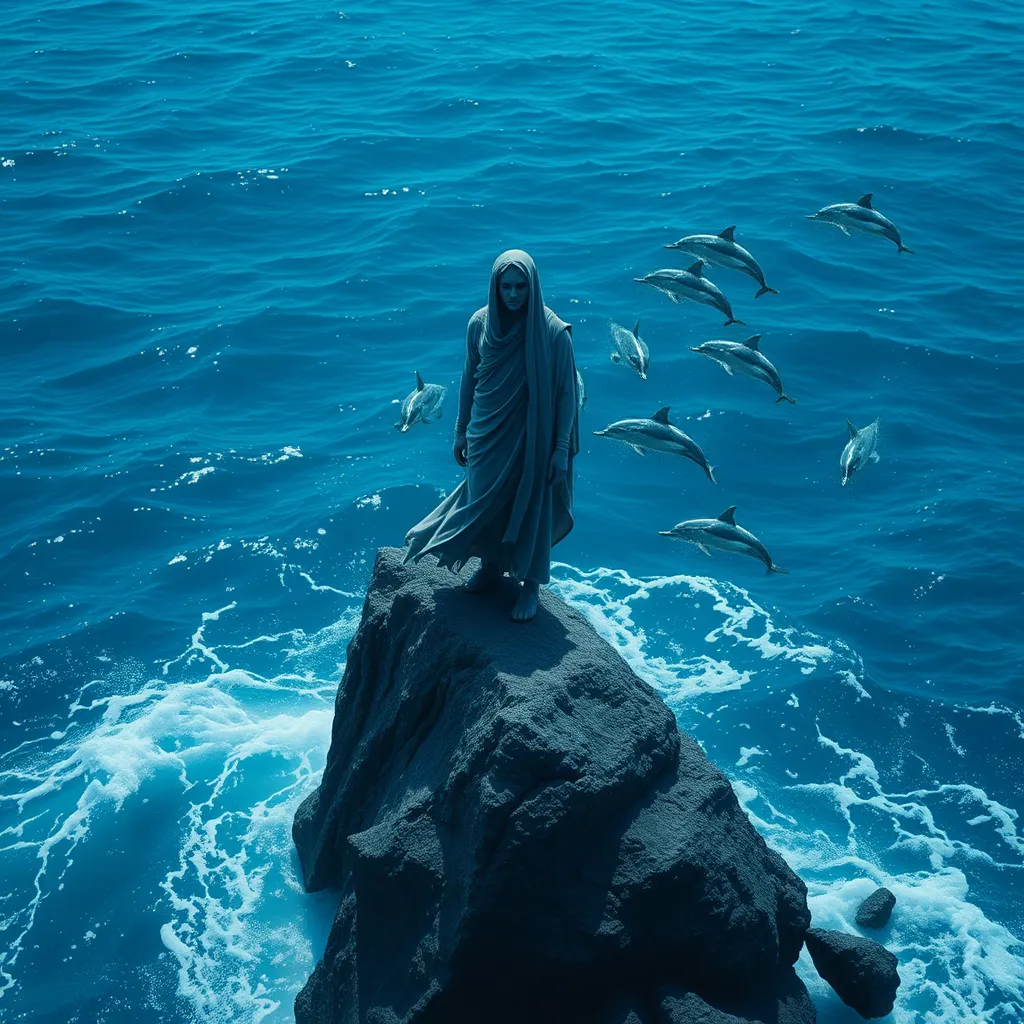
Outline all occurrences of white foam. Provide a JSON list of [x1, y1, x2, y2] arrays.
[[549, 562, 849, 702], [0, 600, 360, 1014], [957, 702, 1024, 742]]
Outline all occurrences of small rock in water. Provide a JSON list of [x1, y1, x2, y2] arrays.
[[855, 886, 896, 929]]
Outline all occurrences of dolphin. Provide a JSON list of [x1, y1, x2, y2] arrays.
[[659, 505, 787, 574], [664, 225, 778, 298], [594, 406, 716, 482], [609, 318, 649, 379], [689, 335, 795, 404], [576, 368, 587, 410], [806, 194, 913, 253], [634, 264, 745, 326], [396, 371, 446, 431], [840, 418, 880, 486]]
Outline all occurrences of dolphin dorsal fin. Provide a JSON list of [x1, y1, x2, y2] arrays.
[[687, 260, 704, 277], [856, 194, 873, 209], [742, 335, 762, 350], [717, 506, 737, 525], [719, 225, 736, 241], [847, 418, 857, 438], [633, 317, 641, 338], [652, 406, 671, 425], [415, 370, 425, 391]]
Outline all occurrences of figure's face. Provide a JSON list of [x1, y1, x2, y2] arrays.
[[498, 265, 529, 311]]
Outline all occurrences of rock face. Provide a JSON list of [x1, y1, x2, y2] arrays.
[[855, 887, 896, 929], [291, 547, 815, 1023], [804, 928, 900, 1019]]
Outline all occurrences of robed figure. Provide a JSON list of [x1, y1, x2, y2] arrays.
[[403, 249, 580, 621]]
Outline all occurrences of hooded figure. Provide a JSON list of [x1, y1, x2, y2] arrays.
[[402, 249, 580, 620]]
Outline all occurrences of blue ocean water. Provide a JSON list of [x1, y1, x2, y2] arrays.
[[2, 0, 1023, 1020]]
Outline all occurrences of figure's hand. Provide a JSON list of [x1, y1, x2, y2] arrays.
[[547, 448, 568, 486], [453, 431, 468, 467]]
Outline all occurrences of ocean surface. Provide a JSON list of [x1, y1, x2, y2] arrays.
[[2, 0, 1023, 1020]]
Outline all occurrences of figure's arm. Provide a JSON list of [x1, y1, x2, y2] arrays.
[[455, 315, 482, 437], [553, 326, 577, 454], [453, 315, 482, 467], [548, 326, 577, 484]]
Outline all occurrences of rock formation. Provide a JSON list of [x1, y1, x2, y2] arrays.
[[803, 928, 900, 1019], [291, 547, 816, 1023]]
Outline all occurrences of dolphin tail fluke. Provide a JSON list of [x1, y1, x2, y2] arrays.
[[767, 563, 789, 575], [724, 317, 746, 326], [898, 244, 914, 254], [775, 394, 797, 405], [755, 285, 779, 298]]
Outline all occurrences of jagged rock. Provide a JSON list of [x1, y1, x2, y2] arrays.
[[596, 969, 817, 1024], [855, 887, 896, 929], [804, 928, 900, 1019], [291, 547, 815, 1023]]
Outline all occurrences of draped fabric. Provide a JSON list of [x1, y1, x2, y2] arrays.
[[402, 250, 579, 585]]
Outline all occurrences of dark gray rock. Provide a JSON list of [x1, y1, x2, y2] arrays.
[[292, 547, 814, 1024], [594, 968, 818, 1024], [804, 928, 900, 1018], [855, 887, 896, 929], [656, 968, 816, 1024]]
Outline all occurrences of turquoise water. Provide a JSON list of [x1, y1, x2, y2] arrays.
[[2, 1, 1023, 1020]]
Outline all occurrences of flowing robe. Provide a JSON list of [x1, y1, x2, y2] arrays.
[[403, 304, 579, 584]]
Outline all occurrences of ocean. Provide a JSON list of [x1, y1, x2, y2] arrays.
[[2, 0, 1023, 1020]]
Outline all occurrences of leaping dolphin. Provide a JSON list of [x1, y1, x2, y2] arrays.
[[609, 318, 649, 379], [807, 194, 913, 253], [840, 418, 880, 486], [664, 225, 778, 298], [659, 505, 788, 574], [396, 371, 446, 431], [634, 263, 745, 327], [594, 406, 716, 482], [689, 335, 795, 404]]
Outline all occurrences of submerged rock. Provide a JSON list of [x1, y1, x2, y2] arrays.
[[291, 547, 815, 1023], [855, 886, 896, 929], [804, 928, 900, 1019]]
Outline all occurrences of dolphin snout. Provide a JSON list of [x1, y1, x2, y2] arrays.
[[593, 429, 608, 436], [805, 213, 819, 220], [658, 530, 674, 536], [633, 277, 646, 283], [688, 346, 701, 353], [663, 243, 677, 249]]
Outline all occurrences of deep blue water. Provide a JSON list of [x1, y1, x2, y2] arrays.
[[2, 0, 1023, 1020]]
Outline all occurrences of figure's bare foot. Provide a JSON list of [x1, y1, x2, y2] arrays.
[[464, 561, 500, 593], [511, 580, 539, 622]]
